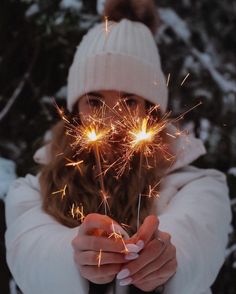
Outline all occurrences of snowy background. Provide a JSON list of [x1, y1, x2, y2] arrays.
[[0, 0, 235, 293]]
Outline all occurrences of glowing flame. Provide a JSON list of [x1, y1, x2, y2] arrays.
[[131, 119, 153, 146], [86, 129, 100, 142]]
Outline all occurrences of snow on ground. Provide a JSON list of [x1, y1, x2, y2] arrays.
[[0, 158, 16, 200]]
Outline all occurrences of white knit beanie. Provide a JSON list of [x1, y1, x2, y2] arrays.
[[67, 19, 168, 112]]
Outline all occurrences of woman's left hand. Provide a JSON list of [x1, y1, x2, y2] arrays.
[[116, 216, 177, 292]]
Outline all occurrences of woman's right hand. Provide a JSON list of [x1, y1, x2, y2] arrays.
[[71, 213, 140, 284]]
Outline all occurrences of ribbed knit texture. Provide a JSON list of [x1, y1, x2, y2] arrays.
[[67, 19, 168, 111]]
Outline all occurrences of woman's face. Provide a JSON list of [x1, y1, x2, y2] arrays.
[[77, 90, 146, 123]]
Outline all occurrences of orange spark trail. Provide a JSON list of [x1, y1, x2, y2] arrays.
[[181, 73, 190, 86], [52, 184, 67, 200], [97, 249, 102, 267], [166, 73, 171, 87], [70, 204, 85, 223]]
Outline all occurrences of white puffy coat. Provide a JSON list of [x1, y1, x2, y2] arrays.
[[5, 135, 232, 294]]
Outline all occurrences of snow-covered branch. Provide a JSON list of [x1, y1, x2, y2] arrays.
[[159, 8, 236, 94]]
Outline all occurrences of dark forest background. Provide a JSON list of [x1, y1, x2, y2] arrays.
[[0, 0, 235, 293]]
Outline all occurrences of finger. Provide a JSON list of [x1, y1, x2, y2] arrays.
[[72, 235, 127, 253], [156, 230, 172, 245], [80, 264, 121, 280], [79, 213, 114, 235], [132, 277, 166, 292], [75, 251, 129, 266], [130, 215, 159, 246], [134, 257, 177, 284], [117, 238, 166, 280], [130, 243, 176, 283]]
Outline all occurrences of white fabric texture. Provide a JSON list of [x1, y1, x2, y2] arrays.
[[67, 19, 168, 112], [5, 135, 232, 294]]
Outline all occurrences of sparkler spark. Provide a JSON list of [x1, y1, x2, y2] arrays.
[[142, 182, 161, 199], [97, 249, 102, 267], [52, 184, 67, 200], [120, 238, 129, 254], [181, 73, 190, 86], [108, 222, 123, 239], [166, 73, 171, 87], [70, 203, 85, 223], [108, 222, 130, 254]]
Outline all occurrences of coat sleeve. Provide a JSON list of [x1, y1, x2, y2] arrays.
[[5, 174, 89, 294], [158, 168, 232, 294]]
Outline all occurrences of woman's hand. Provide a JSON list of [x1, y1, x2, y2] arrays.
[[71, 213, 139, 284], [116, 215, 177, 291]]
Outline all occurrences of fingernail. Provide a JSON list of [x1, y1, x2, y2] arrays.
[[124, 253, 139, 260], [126, 244, 140, 253], [119, 277, 132, 286], [117, 268, 130, 280], [136, 240, 144, 250]]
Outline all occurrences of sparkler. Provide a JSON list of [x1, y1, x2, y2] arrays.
[[113, 99, 201, 229], [55, 102, 113, 215], [114, 105, 172, 228]]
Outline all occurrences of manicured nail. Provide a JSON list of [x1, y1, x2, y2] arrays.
[[124, 253, 139, 260], [119, 277, 132, 286], [136, 240, 144, 250], [117, 269, 130, 280], [126, 244, 140, 253]]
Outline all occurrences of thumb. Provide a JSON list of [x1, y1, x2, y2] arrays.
[[129, 215, 159, 248]]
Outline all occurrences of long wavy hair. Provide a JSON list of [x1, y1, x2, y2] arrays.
[[39, 102, 173, 235]]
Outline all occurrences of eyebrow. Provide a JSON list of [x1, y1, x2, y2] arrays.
[[86, 92, 104, 98], [86, 92, 136, 98]]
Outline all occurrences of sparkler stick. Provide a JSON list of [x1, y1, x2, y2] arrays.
[[92, 135, 109, 215], [137, 152, 143, 229]]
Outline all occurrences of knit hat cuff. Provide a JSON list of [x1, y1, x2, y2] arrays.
[[67, 52, 168, 112]]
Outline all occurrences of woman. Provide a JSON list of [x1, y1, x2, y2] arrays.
[[5, 0, 232, 293]]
